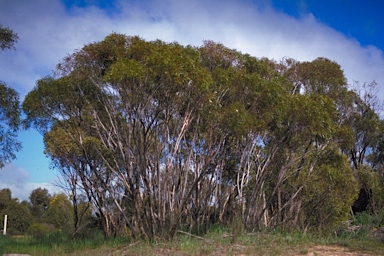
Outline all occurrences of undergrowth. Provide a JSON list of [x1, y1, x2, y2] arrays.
[[1, 217, 383, 256]]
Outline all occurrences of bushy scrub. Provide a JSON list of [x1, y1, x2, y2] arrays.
[[354, 165, 384, 213], [298, 148, 359, 232], [27, 223, 57, 238]]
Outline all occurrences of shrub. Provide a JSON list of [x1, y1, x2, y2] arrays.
[[27, 223, 57, 238]]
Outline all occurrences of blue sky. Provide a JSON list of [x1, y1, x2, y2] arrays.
[[0, 0, 383, 200], [270, 0, 384, 50]]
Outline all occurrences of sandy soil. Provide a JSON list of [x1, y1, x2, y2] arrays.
[[116, 244, 381, 256], [294, 245, 377, 256]]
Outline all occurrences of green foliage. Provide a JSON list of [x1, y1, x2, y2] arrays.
[[0, 188, 11, 211], [272, 94, 336, 147], [27, 223, 57, 239], [0, 82, 22, 168], [298, 148, 359, 231], [0, 189, 33, 235], [296, 57, 347, 97], [336, 210, 384, 245], [355, 165, 384, 212], [42, 193, 74, 233], [0, 24, 18, 51], [0, 24, 21, 168], [5, 200, 33, 235], [0, 25, 21, 168], [29, 187, 51, 221]]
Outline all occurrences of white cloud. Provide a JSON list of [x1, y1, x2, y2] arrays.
[[0, 164, 64, 201], [0, 164, 30, 188]]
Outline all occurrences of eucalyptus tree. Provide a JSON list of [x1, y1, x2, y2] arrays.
[[24, 34, 221, 239], [23, 69, 121, 237], [344, 82, 384, 213], [251, 57, 360, 231], [198, 42, 290, 228], [23, 33, 364, 238], [346, 82, 382, 169], [0, 25, 21, 168]]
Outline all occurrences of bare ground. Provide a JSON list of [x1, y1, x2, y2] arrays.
[[102, 244, 383, 256], [296, 245, 378, 256]]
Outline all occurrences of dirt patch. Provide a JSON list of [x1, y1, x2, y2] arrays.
[[296, 245, 375, 256], [128, 244, 381, 256]]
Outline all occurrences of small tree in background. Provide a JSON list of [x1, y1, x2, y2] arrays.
[[42, 193, 74, 233], [0, 188, 33, 235], [29, 187, 52, 222]]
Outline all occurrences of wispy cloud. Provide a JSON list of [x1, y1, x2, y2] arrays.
[[0, 163, 63, 201], [0, 163, 30, 188]]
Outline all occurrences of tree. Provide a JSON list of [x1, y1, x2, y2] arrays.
[[296, 146, 358, 231], [24, 34, 219, 239], [0, 24, 18, 51], [42, 193, 73, 233], [29, 187, 51, 221], [0, 188, 12, 212], [240, 57, 359, 230], [339, 82, 384, 213], [0, 24, 21, 168], [0, 83, 22, 168], [0, 188, 33, 235], [5, 199, 33, 235], [23, 34, 368, 239]]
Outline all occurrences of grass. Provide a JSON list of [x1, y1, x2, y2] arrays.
[[0, 231, 130, 256], [0, 224, 383, 255]]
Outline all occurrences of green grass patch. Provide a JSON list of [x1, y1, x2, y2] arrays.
[[0, 224, 383, 255], [0, 231, 131, 256]]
